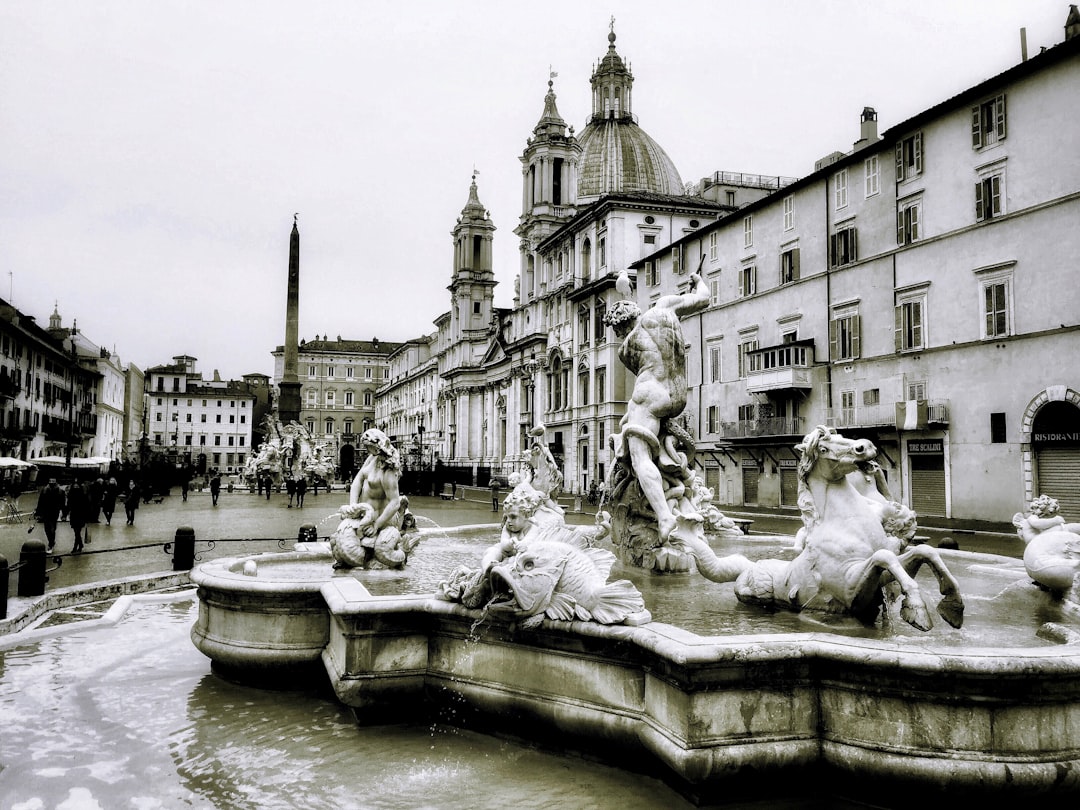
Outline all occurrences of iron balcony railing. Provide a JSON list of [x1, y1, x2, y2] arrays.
[[719, 417, 806, 439]]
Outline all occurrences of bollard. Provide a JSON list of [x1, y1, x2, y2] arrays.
[[298, 524, 318, 543], [173, 526, 196, 571], [17, 539, 48, 597], [0, 553, 8, 620]]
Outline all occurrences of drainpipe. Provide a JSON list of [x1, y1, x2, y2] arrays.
[[824, 181, 833, 415]]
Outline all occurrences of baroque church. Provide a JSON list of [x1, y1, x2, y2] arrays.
[[378, 25, 773, 493]]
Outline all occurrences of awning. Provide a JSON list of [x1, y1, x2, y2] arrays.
[[0, 457, 36, 469], [32, 456, 112, 471]]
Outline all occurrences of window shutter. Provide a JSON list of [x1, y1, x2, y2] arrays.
[[851, 228, 858, 262], [897, 208, 905, 245], [829, 233, 837, 268], [913, 132, 923, 174], [995, 94, 1007, 140], [895, 143, 904, 181], [975, 181, 985, 221], [792, 248, 800, 280], [829, 318, 839, 359], [971, 105, 982, 148], [990, 175, 1001, 215], [738, 268, 745, 297], [894, 306, 903, 351], [909, 204, 919, 240], [852, 315, 861, 358]]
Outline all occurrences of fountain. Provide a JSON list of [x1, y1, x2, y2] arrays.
[[188, 278, 1080, 802]]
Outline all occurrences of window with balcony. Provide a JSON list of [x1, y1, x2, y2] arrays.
[[830, 224, 858, 268], [831, 305, 861, 360], [972, 94, 1006, 149], [841, 390, 856, 425], [864, 154, 880, 197], [897, 197, 921, 245], [738, 264, 756, 297], [737, 336, 759, 378], [895, 132, 923, 182], [780, 247, 800, 285]]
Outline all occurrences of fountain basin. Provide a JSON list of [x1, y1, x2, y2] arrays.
[[190, 529, 1080, 800]]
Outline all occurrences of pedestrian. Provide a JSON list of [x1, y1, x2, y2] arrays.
[[124, 479, 141, 525], [490, 478, 501, 512], [209, 473, 222, 506], [181, 477, 190, 502], [67, 480, 91, 553], [312, 478, 320, 497], [101, 476, 119, 526], [88, 477, 104, 523], [285, 476, 296, 508], [295, 476, 307, 508], [264, 474, 272, 501], [34, 478, 65, 552]]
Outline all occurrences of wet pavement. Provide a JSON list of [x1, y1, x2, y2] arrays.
[[0, 485, 1025, 596]]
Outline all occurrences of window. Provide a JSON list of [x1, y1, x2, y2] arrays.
[[594, 302, 606, 343], [743, 215, 753, 248], [364, 391, 372, 407], [473, 301, 481, 314], [227, 436, 234, 447], [830, 224, 858, 268], [365, 367, 372, 379], [864, 155, 880, 197], [327, 365, 335, 378], [780, 247, 800, 285], [599, 236, 607, 268], [831, 305, 861, 361], [833, 168, 848, 210], [897, 198, 921, 245], [215, 414, 222, 423], [982, 277, 1012, 338], [643, 234, 655, 245], [184, 435, 193, 446], [738, 264, 756, 297], [325, 418, 334, 434], [863, 388, 880, 406], [326, 391, 335, 406], [308, 365, 317, 378], [306, 420, 315, 433], [240, 415, 246, 423], [214, 436, 221, 446], [156, 413, 162, 422], [346, 367, 354, 379], [895, 133, 923, 182], [708, 343, 722, 383], [895, 291, 927, 352], [907, 380, 927, 400], [709, 231, 719, 261], [990, 412, 1007, 443], [738, 403, 756, 422], [594, 366, 606, 402], [644, 261, 658, 287], [200, 414, 206, 423], [738, 337, 758, 378], [228, 414, 235, 423], [972, 94, 1006, 149], [306, 390, 316, 405], [345, 391, 354, 406], [706, 405, 720, 434], [671, 246, 683, 275], [578, 367, 590, 406], [975, 172, 1004, 221], [186, 413, 192, 422], [344, 420, 354, 436], [783, 195, 794, 230], [841, 390, 856, 425], [578, 305, 591, 346], [708, 276, 720, 306]]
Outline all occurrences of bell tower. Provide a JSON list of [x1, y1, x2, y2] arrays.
[[448, 172, 497, 345]]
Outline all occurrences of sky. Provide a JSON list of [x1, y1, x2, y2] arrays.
[[1, 1, 1069, 381]]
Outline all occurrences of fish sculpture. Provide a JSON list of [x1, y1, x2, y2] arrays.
[[486, 540, 646, 629]]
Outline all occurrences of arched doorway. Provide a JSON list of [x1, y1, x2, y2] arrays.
[[1031, 399, 1080, 520], [339, 443, 355, 483]]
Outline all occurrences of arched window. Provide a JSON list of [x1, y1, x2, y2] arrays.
[[581, 239, 592, 280]]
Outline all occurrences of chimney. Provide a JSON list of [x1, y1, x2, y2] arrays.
[[1068, 5, 1080, 41], [852, 107, 880, 151], [1021, 27, 1028, 60]]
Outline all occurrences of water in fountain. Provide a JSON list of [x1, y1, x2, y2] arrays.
[[0, 594, 720, 809]]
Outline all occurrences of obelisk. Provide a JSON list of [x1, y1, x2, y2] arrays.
[[277, 214, 302, 425]]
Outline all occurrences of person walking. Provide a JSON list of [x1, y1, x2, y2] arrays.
[[490, 478, 501, 512], [263, 473, 272, 501], [34, 478, 65, 552], [295, 476, 307, 508], [209, 473, 222, 506], [67, 480, 91, 553], [181, 476, 190, 502], [101, 476, 119, 526], [88, 477, 104, 523], [124, 479, 141, 525], [285, 476, 296, 508]]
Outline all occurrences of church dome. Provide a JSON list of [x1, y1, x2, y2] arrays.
[[576, 28, 683, 200]]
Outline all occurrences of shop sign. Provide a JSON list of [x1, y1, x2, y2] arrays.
[[1032, 431, 1080, 445], [907, 439, 943, 455]]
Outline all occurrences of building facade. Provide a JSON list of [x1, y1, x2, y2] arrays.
[[145, 356, 256, 475], [629, 24, 1080, 523]]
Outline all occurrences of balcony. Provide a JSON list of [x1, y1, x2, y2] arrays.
[[745, 340, 816, 394], [719, 417, 806, 439], [0, 376, 20, 399], [825, 403, 897, 430], [894, 399, 949, 429]]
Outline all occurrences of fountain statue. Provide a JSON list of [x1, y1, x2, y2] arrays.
[[678, 425, 965, 631], [329, 428, 419, 570], [602, 265, 743, 573], [244, 414, 336, 489], [1013, 494, 1080, 594]]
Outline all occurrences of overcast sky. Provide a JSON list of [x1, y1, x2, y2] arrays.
[[1, 1, 1068, 380]]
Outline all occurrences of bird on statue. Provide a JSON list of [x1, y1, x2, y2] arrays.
[[616, 270, 633, 298]]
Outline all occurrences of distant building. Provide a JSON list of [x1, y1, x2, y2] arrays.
[[144, 355, 256, 475], [271, 337, 402, 477]]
